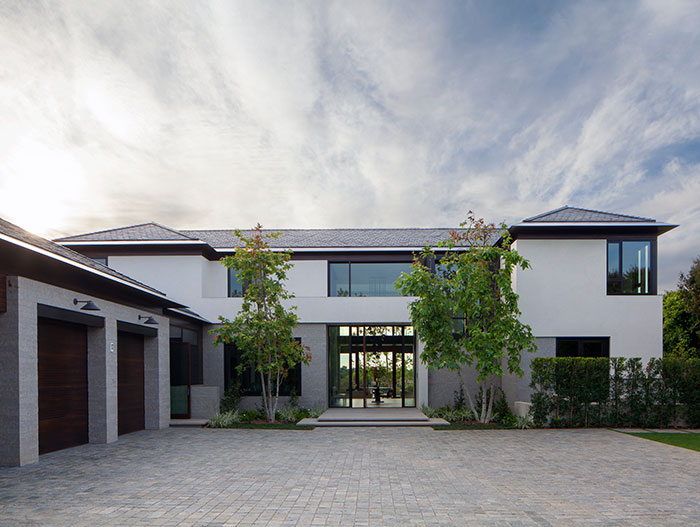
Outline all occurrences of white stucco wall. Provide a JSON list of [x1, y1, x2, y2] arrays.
[[512, 239, 662, 361]]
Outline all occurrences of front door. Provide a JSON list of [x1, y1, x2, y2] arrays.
[[329, 325, 416, 408]]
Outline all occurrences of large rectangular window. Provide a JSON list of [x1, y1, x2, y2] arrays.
[[556, 337, 610, 358], [607, 240, 654, 295], [224, 339, 302, 396], [328, 262, 412, 297]]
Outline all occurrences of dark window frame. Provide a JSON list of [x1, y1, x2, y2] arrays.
[[606, 238, 657, 295], [555, 337, 610, 358], [327, 260, 413, 297]]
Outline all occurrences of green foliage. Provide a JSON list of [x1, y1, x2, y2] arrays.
[[530, 357, 700, 428], [491, 388, 515, 424], [208, 410, 241, 428], [396, 212, 536, 423], [515, 415, 532, 429], [663, 290, 700, 358], [219, 382, 242, 413], [212, 225, 311, 422], [276, 406, 300, 424]]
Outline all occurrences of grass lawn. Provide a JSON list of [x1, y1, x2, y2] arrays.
[[625, 432, 700, 452], [208, 423, 316, 430]]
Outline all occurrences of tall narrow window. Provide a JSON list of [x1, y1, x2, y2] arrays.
[[228, 268, 245, 297], [607, 241, 654, 295]]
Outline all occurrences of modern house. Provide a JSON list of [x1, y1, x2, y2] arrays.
[[50, 206, 676, 420]]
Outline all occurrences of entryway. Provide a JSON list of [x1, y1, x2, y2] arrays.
[[328, 325, 416, 408], [298, 407, 448, 427]]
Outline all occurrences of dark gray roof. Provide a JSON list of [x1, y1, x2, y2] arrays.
[[56, 222, 198, 242], [522, 206, 655, 223], [181, 228, 475, 248], [0, 217, 168, 296]]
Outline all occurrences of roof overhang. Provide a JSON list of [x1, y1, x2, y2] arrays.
[[0, 234, 185, 309], [508, 221, 678, 241]]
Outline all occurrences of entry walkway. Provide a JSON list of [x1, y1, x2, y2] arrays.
[[298, 407, 449, 426]]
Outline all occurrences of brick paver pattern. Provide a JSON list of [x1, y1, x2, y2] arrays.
[[0, 428, 698, 526]]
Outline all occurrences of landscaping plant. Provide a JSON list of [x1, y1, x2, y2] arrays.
[[396, 212, 536, 423], [213, 225, 311, 422]]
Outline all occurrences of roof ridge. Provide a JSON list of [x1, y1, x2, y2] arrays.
[[147, 222, 198, 240], [522, 205, 570, 222], [55, 222, 161, 241]]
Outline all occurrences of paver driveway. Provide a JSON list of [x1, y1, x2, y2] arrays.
[[0, 427, 698, 526]]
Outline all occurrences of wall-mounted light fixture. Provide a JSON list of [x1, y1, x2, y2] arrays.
[[73, 298, 100, 311], [138, 314, 158, 325]]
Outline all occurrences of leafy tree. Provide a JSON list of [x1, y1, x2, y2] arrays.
[[213, 225, 310, 422], [396, 213, 536, 423], [664, 256, 700, 359]]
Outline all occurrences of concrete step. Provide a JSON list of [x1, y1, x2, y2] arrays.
[[170, 418, 208, 427], [298, 417, 449, 427], [317, 408, 430, 422]]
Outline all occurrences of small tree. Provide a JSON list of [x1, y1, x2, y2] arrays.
[[213, 224, 310, 422], [664, 256, 700, 359], [396, 213, 536, 423]]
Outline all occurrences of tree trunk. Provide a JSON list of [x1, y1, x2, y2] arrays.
[[485, 384, 495, 423]]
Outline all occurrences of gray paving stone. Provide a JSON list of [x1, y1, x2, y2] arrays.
[[0, 428, 698, 526]]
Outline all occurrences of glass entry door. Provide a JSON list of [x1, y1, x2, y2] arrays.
[[329, 325, 415, 408]]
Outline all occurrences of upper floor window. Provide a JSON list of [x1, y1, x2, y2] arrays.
[[607, 240, 655, 295], [227, 268, 245, 297], [329, 262, 412, 297]]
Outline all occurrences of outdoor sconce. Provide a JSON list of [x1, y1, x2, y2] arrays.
[[73, 298, 100, 311], [138, 314, 158, 325]]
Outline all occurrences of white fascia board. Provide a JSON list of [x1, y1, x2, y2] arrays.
[[212, 246, 448, 253], [513, 222, 677, 228], [0, 232, 180, 304], [167, 308, 212, 323], [58, 240, 207, 246]]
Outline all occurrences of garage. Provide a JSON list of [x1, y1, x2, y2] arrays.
[[117, 330, 145, 435], [38, 317, 88, 455]]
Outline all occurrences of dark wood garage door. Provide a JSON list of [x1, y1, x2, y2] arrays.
[[38, 317, 88, 454], [118, 331, 145, 435]]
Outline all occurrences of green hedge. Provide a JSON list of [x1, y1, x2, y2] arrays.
[[529, 357, 700, 428]]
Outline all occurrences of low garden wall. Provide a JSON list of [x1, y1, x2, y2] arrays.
[[529, 357, 700, 428]]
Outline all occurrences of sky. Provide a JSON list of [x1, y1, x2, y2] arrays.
[[0, 0, 699, 291]]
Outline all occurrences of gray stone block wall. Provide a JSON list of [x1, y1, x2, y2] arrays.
[[428, 365, 502, 409], [190, 385, 221, 418], [502, 337, 555, 406], [0, 276, 170, 466]]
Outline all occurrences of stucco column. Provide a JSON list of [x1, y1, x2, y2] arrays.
[[144, 319, 169, 429], [88, 320, 118, 444]]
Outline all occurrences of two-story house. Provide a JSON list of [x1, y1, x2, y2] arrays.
[[55, 206, 677, 419]]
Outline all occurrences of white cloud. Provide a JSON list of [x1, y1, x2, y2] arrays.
[[0, 0, 699, 287]]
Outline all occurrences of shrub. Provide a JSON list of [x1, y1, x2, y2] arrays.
[[530, 357, 700, 428], [208, 410, 241, 428], [276, 406, 299, 424], [219, 382, 242, 413]]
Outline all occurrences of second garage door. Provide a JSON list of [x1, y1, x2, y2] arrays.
[[117, 331, 145, 435]]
